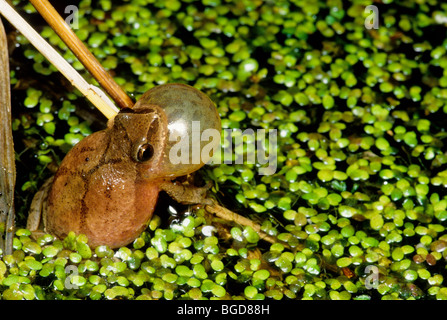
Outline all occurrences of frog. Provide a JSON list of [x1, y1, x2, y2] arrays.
[[26, 83, 221, 249]]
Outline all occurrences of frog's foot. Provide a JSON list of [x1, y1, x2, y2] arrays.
[[29, 229, 48, 241], [27, 177, 53, 240], [160, 180, 214, 206]]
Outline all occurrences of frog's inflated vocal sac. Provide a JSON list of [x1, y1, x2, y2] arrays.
[[27, 83, 221, 248]]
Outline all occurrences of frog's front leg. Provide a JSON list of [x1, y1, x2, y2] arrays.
[[159, 180, 214, 206], [27, 176, 53, 239]]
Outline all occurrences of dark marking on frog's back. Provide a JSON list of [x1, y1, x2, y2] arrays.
[[79, 146, 96, 153]]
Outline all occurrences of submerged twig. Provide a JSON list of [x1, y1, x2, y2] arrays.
[[205, 201, 342, 275], [205, 202, 290, 248], [0, 0, 119, 120], [0, 17, 15, 255]]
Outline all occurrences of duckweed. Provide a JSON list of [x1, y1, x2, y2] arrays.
[[5, 0, 447, 301]]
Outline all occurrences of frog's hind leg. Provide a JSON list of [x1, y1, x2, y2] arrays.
[[27, 177, 53, 240]]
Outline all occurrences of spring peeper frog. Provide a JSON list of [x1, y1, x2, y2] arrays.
[[27, 83, 221, 248]]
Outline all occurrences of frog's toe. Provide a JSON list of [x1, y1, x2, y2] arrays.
[[198, 195, 214, 206], [194, 182, 215, 203]]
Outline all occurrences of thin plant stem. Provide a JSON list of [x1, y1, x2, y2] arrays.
[[0, 0, 119, 120], [0, 17, 15, 255], [29, 0, 134, 110]]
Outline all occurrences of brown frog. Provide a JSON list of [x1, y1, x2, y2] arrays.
[[27, 83, 221, 248]]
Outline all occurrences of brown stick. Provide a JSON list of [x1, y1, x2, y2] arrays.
[[29, 0, 134, 110]]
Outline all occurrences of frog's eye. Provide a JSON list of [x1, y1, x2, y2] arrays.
[[136, 143, 154, 162]]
